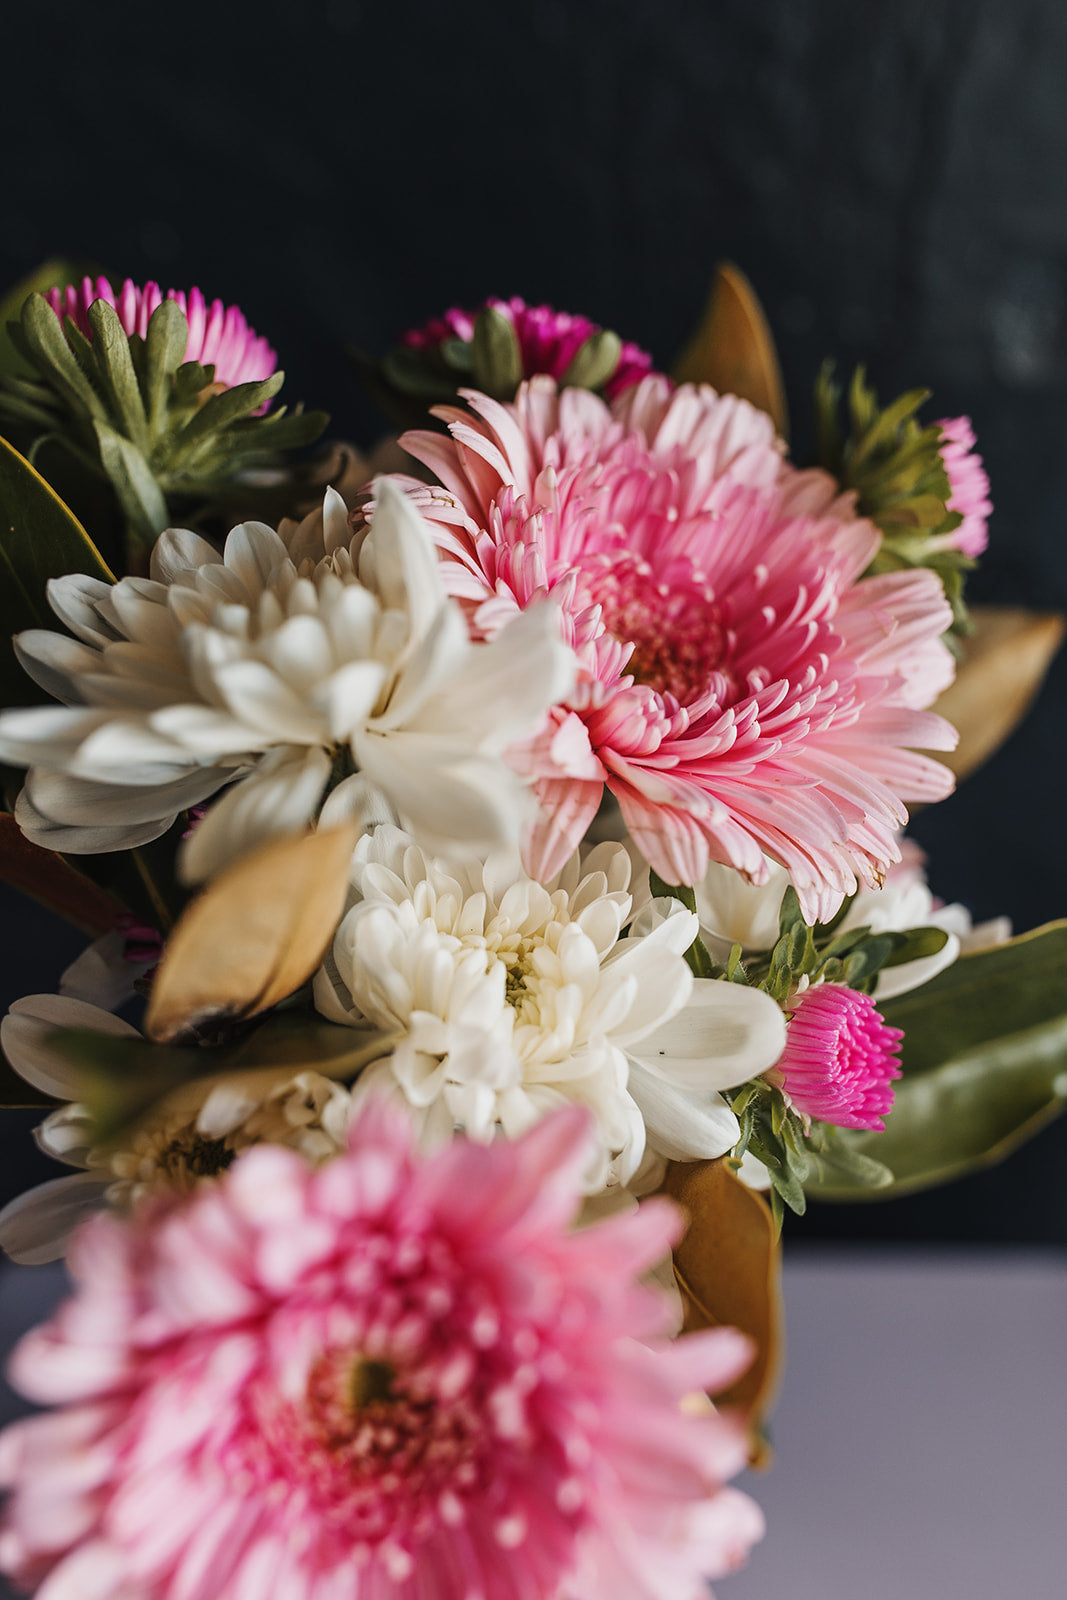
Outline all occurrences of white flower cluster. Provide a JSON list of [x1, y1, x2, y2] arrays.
[[0, 483, 574, 881]]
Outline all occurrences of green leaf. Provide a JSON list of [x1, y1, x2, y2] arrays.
[[880, 925, 949, 969], [143, 300, 190, 430], [51, 1012, 391, 1144], [560, 330, 622, 392], [0, 435, 113, 704], [87, 300, 149, 448], [92, 420, 169, 544], [19, 293, 106, 422], [470, 307, 523, 398], [806, 922, 1067, 1200], [0, 260, 92, 381], [167, 372, 285, 464]]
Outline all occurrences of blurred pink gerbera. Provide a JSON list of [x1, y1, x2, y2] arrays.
[[0, 1103, 763, 1600], [936, 415, 992, 558], [404, 296, 653, 399], [391, 376, 958, 922], [46, 276, 277, 389], [775, 982, 903, 1130]]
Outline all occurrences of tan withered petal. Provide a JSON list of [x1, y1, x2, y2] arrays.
[[0, 814, 125, 935], [660, 1157, 783, 1467], [145, 824, 359, 1043], [929, 605, 1065, 781], [672, 262, 789, 437]]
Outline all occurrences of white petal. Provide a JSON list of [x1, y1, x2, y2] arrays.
[[14, 781, 177, 854], [1, 996, 138, 1098], [626, 1061, 740, 1162], [46, 574, 122, 647], [178, 748, 330, 883], [60, 930, 144, 1010], [151, 526, 221, 585], [359, 479, 446, 643], [629, 977, 787, 1091], [13, 631, 98, 705], [0, 1172, 111, 1264], [355, 731, 530, 854], [874, 931, 961, 999]]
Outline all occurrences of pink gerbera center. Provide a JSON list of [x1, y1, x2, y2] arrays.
[[577, 549, 728, 704], [776, 982, 903, 1131]]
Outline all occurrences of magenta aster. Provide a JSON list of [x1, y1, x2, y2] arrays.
[[46, 277, 277, 389], [936, 415, 992, 558], [403, 296, 653, 399], [0, 1103, 763, 1600], [390, 376, 958, 922], [775, 982, 903, 1130]]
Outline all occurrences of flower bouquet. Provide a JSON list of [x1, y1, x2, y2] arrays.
[[0, 259, 1063, 1600]]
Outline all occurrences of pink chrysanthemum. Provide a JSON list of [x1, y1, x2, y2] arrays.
[[0, 1104, 763, 1600], [936, 415, 992, 558], [403, 297, 653, 399], [776, 982, 903, 1130], [45, 277, 276, 390], [389, 376, 958, 922]]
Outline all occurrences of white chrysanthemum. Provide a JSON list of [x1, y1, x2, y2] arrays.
[[0, 994, 353, 1264], [314, 826, 787, 1191], [0, 481, 575, 881], [695, 842, 1009, 999]]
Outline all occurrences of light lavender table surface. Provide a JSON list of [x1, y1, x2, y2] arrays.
[[0, 1249, 1064, 1599]]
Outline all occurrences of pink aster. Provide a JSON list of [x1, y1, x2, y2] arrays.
[[45, 277, 277, 389], [388, 376, 958, 923], [0, 1103, 763, 1600], [403, 297, 653, 399], [775, 982, 903, 1130], [935, 415, 992, 558]]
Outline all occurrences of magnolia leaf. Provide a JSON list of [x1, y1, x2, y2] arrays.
[[929, 605, 1065, 780], [0, 814, 126, 934], [672, 262, 788, 437], [0, 260, 94, 380], [661, 1157, 783, 1464], [51, 1010, 388, 1145], [807, 922, 1067, 1200], [145, 824, 360, 1043], [0, 434, 114, 705]]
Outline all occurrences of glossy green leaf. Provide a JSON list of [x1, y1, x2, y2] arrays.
[[0, 435, 113, 704], [806, 922, 1067, 1200]]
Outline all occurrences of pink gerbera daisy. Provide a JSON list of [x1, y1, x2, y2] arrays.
[[403, 297, 653, 399], [46, 277, 277, 390], [775, 982, 903, 1130], [0, 1103, 763, 1600], [935, 415, 992, 558], [388, 376, 958, 922]]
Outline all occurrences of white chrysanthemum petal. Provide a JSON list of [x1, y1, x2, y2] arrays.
[[150, 526, 220, 585], [2, 491, 572, 877], [45, 574, 123, 646], [60, 930, 148, 1011], [358, 478, 448, 643], [13, 631, 99, 705], [627, 1063, 740, 1162], [2, 996, 138, 1099], [629, 978, 787, 1092], [179, 747, 331, 883], [0, 1173, 113, 1265], [35, 1104, 96, 1167]]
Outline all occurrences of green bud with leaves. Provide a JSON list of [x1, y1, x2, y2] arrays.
[[814, 362, 975, 636], [0, 289, 327, 558]]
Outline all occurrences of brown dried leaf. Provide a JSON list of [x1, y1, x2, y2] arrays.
[[145, 824, 359, 1043], [929, 605, 1065, 781], [0, 813, 125, 934], [661, 1157, 783, 1466], [672, 262, 788, 437]]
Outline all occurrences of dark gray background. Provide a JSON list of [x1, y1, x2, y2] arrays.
[[2, 0, 1066, 1239]]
